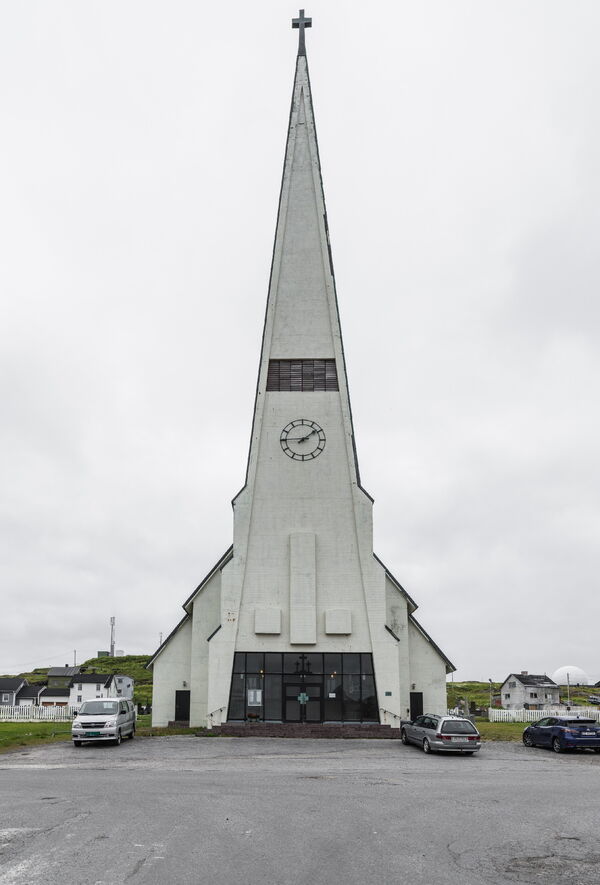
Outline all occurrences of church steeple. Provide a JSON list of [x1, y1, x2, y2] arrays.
[[242, 10, 363, 496]]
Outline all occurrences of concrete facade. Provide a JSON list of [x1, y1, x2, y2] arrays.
[[150, 32, 454, 728]]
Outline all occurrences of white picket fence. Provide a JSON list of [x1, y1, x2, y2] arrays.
[[489, 707, 600, 723], [0, 705, 78, 722]]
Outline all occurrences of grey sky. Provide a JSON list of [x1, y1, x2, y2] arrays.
[[1, 1, 599, 682]]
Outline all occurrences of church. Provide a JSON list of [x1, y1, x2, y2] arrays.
[[149, 12, 454, 729]]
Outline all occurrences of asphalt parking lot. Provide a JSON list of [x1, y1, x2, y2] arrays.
[[1, 736, 600, 885]]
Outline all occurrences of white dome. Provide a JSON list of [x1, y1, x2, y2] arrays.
[[552, 665, 589, 686]]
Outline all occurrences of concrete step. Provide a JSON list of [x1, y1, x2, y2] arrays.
[[209, 723, 400, 739]]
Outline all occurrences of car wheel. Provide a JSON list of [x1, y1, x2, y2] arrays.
[[552, 737, 562, 754], [401, 729, 408, 745], [114, 730, 122, 746], [423, 738, 431, 754], [522, 733, 535, 747], [73, 741, 82, 748], [128, 726, 135, 740]]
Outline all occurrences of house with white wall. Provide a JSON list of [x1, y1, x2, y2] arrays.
[[39, 687, 71, 706], [69, 673, 116, 706], [500, 672, 560, 709], [113, 675, 134, 699]]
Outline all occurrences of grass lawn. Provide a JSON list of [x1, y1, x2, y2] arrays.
[[476, 721, 525, 742], [0, 721, 72, 754], [0, 717, 214, 753]]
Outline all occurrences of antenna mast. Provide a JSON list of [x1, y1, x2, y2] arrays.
[[110, 617, 116, 657]]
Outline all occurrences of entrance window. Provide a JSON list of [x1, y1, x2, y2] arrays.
[[227, 653, 378, 723], [229, 674, 245, 719]]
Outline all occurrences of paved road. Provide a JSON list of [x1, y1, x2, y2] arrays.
[[1, 736, 600, 885]]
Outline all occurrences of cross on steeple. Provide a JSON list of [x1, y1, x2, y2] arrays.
[[292, 9, 312, 57]]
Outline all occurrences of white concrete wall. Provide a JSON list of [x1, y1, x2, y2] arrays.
[[189, 571, 221, 727], [151, 618, 192, 727], [408, 622, 448, 717]]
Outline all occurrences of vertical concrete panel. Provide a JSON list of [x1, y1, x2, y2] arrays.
[[289, 532, 316, 644]]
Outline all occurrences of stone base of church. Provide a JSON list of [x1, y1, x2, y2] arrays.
[[210, 722, 400, 739]]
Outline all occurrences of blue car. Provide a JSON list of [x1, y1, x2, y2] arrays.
[[522, 716, 600, 753]]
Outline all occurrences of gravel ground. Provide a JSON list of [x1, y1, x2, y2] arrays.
[[1, 736, 599, 885]]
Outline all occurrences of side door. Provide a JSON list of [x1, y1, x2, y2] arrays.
[[409, 692, 424, 721], [407, 715, 426, 745], [535, 717, 554, 746], [421, 716, 437, 744]]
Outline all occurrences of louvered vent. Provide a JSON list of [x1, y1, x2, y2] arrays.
[[266, 359, 339, 391]]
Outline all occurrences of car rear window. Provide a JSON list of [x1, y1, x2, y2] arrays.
[[562, 719, 597, 727], [441, 720, 478, 735]]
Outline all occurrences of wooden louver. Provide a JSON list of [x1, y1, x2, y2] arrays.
[[266, 359, 339, 391]]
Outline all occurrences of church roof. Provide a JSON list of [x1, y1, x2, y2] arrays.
[[183, 546, 233, 614], [408, 614, 456, 674]]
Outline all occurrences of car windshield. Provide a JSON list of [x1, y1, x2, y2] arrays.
[[79, 701, 118, 715], [441, 720, 478, 734]]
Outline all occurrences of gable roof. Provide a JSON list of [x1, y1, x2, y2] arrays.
[[502, 673, 558, 687], [374, 554, 418, 613], [72, 673, 113, 685], [146, 614, 190, 668], [39, 687, 70, 697], [408, 614, 456, 674], [0, 677, 26, 692], [17, 684, 43, 698], [47, 667, 81, 677], [183, 547, 233, 613]]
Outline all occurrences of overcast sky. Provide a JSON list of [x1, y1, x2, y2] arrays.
[[1, 1, 599, 683]]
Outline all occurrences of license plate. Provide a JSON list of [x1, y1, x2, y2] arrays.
[[451, 736, 467, 742], [581, 732, 595, 736], [86, 731, 101, 737]]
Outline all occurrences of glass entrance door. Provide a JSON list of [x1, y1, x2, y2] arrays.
[[284, 683, 322, 722], [284, 684, 302, 721]]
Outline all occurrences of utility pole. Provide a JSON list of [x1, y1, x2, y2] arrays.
[[73, 649, 77, 667], [110, 617, 116, 657]]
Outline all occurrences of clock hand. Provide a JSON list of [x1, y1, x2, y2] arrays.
[[297, 428, 318, 443]]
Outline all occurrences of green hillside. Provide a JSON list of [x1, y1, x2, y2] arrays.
[[2, 655, 153, 707], [78, 655, 152, 706]]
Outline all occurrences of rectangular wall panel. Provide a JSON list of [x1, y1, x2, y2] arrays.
[[289, 532, 317, 644]]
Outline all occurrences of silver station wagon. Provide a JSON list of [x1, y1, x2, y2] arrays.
[[401, 714, 482, 754]]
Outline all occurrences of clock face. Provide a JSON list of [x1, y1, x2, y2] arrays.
[[280, 419, 326, 461]]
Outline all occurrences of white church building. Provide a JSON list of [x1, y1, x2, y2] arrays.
[[149, 12, 454, 729]]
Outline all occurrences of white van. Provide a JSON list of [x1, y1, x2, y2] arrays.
[[72, 698, 136, 746]]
